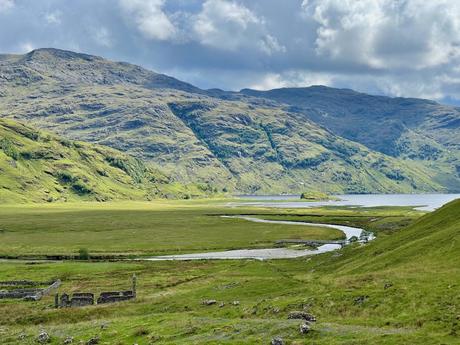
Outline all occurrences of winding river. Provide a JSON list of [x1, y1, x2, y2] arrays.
[[145, 216, 371, 261]]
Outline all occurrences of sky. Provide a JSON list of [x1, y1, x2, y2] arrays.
[[1, 0, 460, 104]]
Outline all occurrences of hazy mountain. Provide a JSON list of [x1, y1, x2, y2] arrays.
[[0, 48, 458, 194]]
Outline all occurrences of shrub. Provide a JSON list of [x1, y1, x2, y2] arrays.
[[72, 181, 92, 195], [78, 248, 90, 260], [56, 171, 76, 184], [0, 138, 20, 160]]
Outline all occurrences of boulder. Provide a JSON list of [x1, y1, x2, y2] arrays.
[[37, 331, 50, 343], [287, 311, 317, 322], [86, 336, 99, 345], [270, 337, 284, 345], [202, 299, 217, 306], [354, 295, 369, 305], [299, 323, 311, 334]]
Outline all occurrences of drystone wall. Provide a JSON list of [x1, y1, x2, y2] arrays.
[[0, 280, 61, 300]]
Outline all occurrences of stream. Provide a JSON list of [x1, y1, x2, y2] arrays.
[[145, 216, 373, 261]]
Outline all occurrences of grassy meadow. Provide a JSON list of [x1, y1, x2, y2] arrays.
[[0, 199, 458, 344], [0, 200, 349, 257]]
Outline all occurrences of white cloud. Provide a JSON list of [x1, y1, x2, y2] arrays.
[[0, 0, 14, 12], [119, 0, 176, 41], [193, 0, 262, 50], [258, 34, 286, 56], [44, 10, 62, 25], [302, 0, 460, 70], [249, 71, 333, 90], [93, 27, 113, 47], [192, 0, 284, 55], [18, 41, 35, 53]]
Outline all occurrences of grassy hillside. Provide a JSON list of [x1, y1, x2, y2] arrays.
[[241, 86, 460, 191], [323, 198, 460, 272], [0, 118, 211, 203], [0, 48, 455, 193]]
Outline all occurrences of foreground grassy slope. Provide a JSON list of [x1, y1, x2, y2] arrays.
[[320, 198, 460, 272], [0, 48, 452, 193], [0, 201, 458, 344], [0, 118, 210, 203]]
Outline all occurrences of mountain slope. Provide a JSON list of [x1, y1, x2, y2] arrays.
[[0, 118, 207, 203], [0, 48, 457, 193], [241, 86, 460, 191]]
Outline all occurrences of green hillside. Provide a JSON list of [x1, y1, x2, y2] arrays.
[[241, 86, 460, 191], [0, 118, 210, 203], [0, 48, 455, 194], [329, 198, 460, 272]]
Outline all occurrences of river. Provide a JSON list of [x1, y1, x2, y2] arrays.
[[145, 215, 371, 261]]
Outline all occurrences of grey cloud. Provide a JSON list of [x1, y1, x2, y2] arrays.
[[0, 0, 460, 104]]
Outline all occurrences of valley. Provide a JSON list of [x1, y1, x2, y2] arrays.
[[2, 1, 460, 343], [0, 49, 459, 345], [0, 198, 458, 344]]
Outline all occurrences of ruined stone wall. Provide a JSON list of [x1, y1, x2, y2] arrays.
[[56, 290, 134, 307], [0, 280, 60, 300]]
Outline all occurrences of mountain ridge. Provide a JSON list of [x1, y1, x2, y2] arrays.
[[0, 48, 459, 193]]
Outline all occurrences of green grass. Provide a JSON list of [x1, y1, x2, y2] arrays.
[[0, 118, 214, 203], [0, 200, 458, 344], [0, 200, 347, 257]]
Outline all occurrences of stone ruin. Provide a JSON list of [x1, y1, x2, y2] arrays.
[[0, 279, 61, 301], [56, 292, 95, 307], [55, 274, 137, 308]]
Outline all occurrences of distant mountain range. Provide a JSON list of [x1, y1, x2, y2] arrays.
[[1, 48, 459, 195]]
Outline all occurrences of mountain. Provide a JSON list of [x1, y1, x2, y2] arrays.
[[241, 86, 460, 191], [0, 118, 210, 203], [0, 48, 458, 193]]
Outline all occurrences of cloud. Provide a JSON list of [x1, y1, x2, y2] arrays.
[[192, 0, 284, 54], [44, 10, 61, 25], [302, 0, 460, 70], [0, 0, 14, 12], [119, 0, 176, 41], [18, 41, 35, 53], [249, 70, 333, 90], [1, 0, 460, 103], [258, 34, 286, 56], [93, 27, 113, 48]]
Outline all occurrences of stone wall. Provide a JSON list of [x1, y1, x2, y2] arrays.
[[56, 290, 134, 307], [56, 293, 95, 307], [97, 291, 135, 304], [0, 280, 54, 287], [56, 274, 137, 308], [0, 288, 42, 299], [0, 280, 61, 301]]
